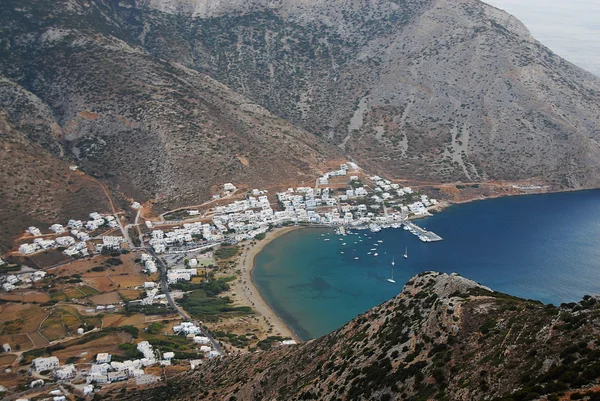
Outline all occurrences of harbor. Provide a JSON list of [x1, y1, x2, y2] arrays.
[[403, 221, 443, 242]]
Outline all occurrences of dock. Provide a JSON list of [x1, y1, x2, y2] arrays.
[[403, 221, 443, 242]]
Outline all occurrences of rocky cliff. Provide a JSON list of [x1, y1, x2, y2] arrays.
[[116, 272, 600, 401]]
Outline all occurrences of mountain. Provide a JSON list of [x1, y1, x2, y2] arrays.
[[1, 0, 600, 251], [0, 0, 341, 250], [127, 0, 600, 186], [116, 272, 600, 401]]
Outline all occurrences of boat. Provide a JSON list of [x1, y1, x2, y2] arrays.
[[378, 240, 383, 243], [387, 263, 395, 283], [392, 256, 395, 266], [324, 238, 330, 242], [354, 257, 359, 260], [342, 243, 346, 246], [370, 248, 376, 251], [367, 252, 372, 255], [374, 253, 378, 256], [340, 252, 344, 254], [403, 246, 408, 259]]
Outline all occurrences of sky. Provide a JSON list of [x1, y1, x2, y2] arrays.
[[483, 0, 600, 77]]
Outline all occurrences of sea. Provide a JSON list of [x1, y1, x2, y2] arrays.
[[252, 189, 600, 341]]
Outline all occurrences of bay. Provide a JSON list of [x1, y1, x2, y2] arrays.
[[252, 190, 600, 341]]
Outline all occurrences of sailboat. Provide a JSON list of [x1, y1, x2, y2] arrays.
[[403, 246, 408, 259], [387, 260, 395, 283], [391, 256, 395, 266]]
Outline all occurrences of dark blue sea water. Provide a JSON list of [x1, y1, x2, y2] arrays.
[[253, 190, 600, 341]]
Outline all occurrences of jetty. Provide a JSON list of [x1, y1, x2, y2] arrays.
[[403, 221, 443, 242]]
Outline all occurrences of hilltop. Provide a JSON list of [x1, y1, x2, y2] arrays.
[[115, 272, 600, 401]]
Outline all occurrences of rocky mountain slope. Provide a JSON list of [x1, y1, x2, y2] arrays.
[[0, 0, 341, 250], [116, 272, 600, 401], [129, 0, 600, 186], [0, 77, 112, 252]]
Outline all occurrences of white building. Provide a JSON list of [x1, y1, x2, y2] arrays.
[[108, 371, 128, 382], [96, 353, 111, 363], [136, 374, 160, 386], [27, 226, 42, 236], [19, 243, 39, 255], [83, 384, 94, 395], [54, 364, 76, 380], [49, 224, 65, 234], [32, 356, 59, 372], [173, 322, 201, 336], [87, 373, 108, 384], [137, 341, 156, 361], [193, 336, 211, 344], [55, 236, 76, 247]]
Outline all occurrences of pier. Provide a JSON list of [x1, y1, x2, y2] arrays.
[[403, 221, 443, 242]]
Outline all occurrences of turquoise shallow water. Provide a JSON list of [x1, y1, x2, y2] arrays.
[[253, 190, 600, 341]]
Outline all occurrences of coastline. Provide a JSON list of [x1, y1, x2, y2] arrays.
[[230, 226, 303, 343]]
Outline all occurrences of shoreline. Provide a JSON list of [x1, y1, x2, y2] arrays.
[[230, 226, 304, 343], [227, 187, 600, 346]]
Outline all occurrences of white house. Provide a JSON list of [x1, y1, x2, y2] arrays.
[[223, 183, 236, 192], [87, 373, 108, 384], [54, 364, 76, 380], [19, 243, 39, 255], [27, 226, 42, 236], [136, 374, 160, 386], [162, 352, 175, 360], [173, 322, 201, 336], [32, 356, 59, 371], [30, 378, 44, 388], [49, 224, 65, 234], [137, 341, 156, 360], [193, 336, 211, 344], [107, 371, 128, 382], [55, 236, 76, 247], [96, 353, 111, 364]]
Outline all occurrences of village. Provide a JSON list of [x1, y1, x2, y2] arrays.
[[0, 162, 444, 400]]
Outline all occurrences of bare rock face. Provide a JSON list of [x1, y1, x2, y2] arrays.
[[133, 0, 600, 187], [115, 271, 600, 401]]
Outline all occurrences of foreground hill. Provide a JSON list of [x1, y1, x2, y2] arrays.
[[115, 272, 600, 401]]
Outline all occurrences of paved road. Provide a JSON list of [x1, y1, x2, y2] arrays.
[[147, 249, 223, 355]]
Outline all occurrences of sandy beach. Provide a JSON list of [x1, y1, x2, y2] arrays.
[[230, 226, 302, 342]]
